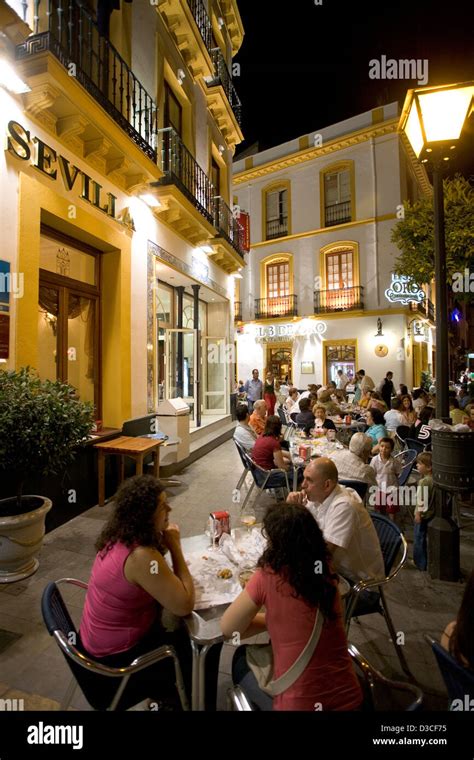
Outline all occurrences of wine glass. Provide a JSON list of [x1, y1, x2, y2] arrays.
[[240, 512, 257, 532], [206, 517, 219, 549]]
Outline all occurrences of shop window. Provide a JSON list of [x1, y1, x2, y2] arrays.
[[321, 163, 353, 227], [181, 294, 208, 333], [264, 185, 289, 240], [37, 230, 100, 413]]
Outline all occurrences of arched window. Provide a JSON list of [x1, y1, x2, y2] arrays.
[[316, 243, 362, 313]]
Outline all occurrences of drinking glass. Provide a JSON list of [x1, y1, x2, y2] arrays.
[[240, 513, 257, 532]]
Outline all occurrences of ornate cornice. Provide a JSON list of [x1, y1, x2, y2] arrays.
[[233, 120, 399, 185]]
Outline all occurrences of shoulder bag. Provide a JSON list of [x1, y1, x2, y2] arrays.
[[245, 609, 323, 697]]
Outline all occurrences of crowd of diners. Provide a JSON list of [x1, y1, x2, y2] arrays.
[[78, 464, 473, 712], [75, 369, 474, 711]]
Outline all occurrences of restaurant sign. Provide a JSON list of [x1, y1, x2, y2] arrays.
[[250, 320, 327, 343], [385, 274, 424, 305], [6, 120, 118, 219]]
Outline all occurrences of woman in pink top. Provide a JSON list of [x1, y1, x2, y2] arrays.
[[221, 503, 363, 711], [79, 475, 221, 710]]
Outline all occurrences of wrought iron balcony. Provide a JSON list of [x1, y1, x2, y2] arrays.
[[214, 196, 245, 259], [255, 295, 298, 320], [16, 0, 158, 161], [208, 48, 242, 126], [157, 127, 214, 224], [234, 301, 242, 321], [314, 286, 364, 314], [410, 298, 435, 321], [324, 200, 352, 227], [266, 217, 288, 240], [186, 0, 213, 54]]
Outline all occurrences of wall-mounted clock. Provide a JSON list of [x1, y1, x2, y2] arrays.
[[375, 344, 388, 357]]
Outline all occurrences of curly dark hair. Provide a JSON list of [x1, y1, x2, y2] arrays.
[[95, 475, 165, 554], [450, 570, 474, 669], [258, 502, 338, 618]]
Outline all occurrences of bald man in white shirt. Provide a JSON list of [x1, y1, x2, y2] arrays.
[[287, 458, 384, 584]]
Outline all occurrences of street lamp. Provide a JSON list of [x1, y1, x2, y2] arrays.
[[400, 82, 474, 420], [399, 82, 474, 581]]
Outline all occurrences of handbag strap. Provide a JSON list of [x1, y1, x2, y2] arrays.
[[269, 608, 324, 696]]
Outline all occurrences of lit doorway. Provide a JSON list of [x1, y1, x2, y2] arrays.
[[323, 340, 357, 384], [266, 344, 292, 382]]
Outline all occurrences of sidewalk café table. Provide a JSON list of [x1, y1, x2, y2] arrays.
[[93, 435, 164, 506], [289, 436, 346, 489], [178, 530, 350, 710]]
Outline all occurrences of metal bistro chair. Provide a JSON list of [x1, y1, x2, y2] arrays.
[[394, 449, 418, 487], [424, 634, 474, 709], [344, 514, 413, 679], [348, 644, 423, 711], [277, 406, 294, 440], [234, 439, 252, 490], [41, 579, 189, 711], [239, 451, 291, 513], [404, 437, 426, 455], [338, 479, 369, 503], [226, 644, 423, 712]]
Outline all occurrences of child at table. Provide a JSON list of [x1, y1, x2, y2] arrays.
[[370, 437, 401, 521]]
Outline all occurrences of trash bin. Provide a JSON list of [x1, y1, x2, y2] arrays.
[[431, 429, 474, 492]]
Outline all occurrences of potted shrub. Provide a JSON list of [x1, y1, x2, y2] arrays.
[[0, 367, 94, 583]]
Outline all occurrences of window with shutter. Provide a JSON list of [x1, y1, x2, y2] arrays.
[[265, 188, 289, 239], [324, 167, 352, 226]]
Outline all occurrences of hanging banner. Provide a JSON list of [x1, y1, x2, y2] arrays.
[[237, 211, 251, 252]]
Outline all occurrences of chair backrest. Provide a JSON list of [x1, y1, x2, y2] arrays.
[[370, 513, 405, 577], [394, 449, 418, 486], [395, 425, 410, 441], [122, 414, 167, 438], [348, 644, 423, 711], [42, 580, 133, 710], [338, 479, 368, 501], [234, 440, 251, 469], [404, 437, 425, 454], [426, 635, 474, 706], [277, 407, 288, 427]]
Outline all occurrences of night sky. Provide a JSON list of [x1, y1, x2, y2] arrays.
[[234, 0, 474, 177]]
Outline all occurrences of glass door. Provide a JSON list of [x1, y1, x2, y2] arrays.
[[202, 336, 227, 415], [164, 328, 197, 421]]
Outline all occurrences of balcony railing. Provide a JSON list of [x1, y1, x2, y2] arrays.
[[214, 196, 245, 259], [255, 295, 298, 320], [266, 217, 288, 240], [16, 0, 158, 160], [324, 201, 351, 227], [157, 127, 214, 224], [314, 286, 364, 314], [209, 48, 242, 126], [186, 0, 213, 54], [411, 298, 435, 321], [234, 301, 242, 321]]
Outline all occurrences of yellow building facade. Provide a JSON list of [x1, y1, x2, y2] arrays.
[[0, 0, 245, 433]]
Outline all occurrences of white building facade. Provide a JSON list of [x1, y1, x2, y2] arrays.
[[233, 103, 435, 391]]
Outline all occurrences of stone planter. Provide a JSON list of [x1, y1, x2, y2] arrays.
[[431, 429, 474, 492], [0, 496, 52, 583]]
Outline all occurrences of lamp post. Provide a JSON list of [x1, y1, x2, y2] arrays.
[[400, 82, 474, 580]]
